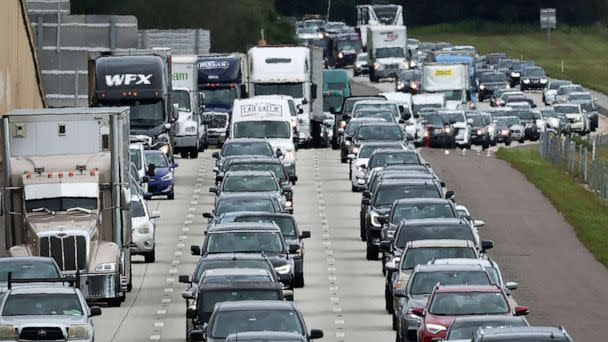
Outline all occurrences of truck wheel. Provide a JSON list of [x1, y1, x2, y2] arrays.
[[366, 243, 379, 260], [180, 151, 188, 159], [107, 297, 122, 307], [127, 270, 133, 292], [190, 150, 199, 159], [392, 312, 398, 330], [385, 285, 394, 313], [294, 273, 304, 288], [145, 249, 156, 263], [519, 138, 525, 143]]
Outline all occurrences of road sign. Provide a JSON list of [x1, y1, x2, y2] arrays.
[[540, 8, 557, 29]]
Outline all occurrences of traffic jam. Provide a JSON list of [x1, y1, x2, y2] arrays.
[[0, 1, 596, 342]]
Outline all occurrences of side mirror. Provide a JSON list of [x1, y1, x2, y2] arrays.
[[289, 175, 298, 183], [329, 106, 340, 114], [481, 239, 494, 252], [398, 119, 405, 124], [172, 103, 179, 121], [398, 105, 405, 114], [150, 211, 161, 219], [188, 330, 205, 342], [89, 306, 102, 317], [514, 306, 529, 316], [293, 136, 299, 144], [289, 244, 300, 254], [473, 219, 485, 228], [213, 167, 220, 173], [186, 307, 197, 318], [298, 107, 304, 114], [172, 163, 179, 168], [178, 275, 190, 284], [282, 289, 294, 301], [393, 288, 407, 297], [379, 240, 391, 252], [377, 216, 387, 225], [208, 186, 218, 194], [384, 260, 397, 271], [362, 191, 371, 198], [300, 231, 311, 239], [361, 198, 371, 206], [212, 152, 220, 159], [310, 84, 318, 99], [411, 307, 425, 317], [301, 98, 309, 105], [190, 245, 201, 256], [142, 175, 150, 183], [202, 212, 213, 219], [309, 329, 324, 340], [506, 281, 519, 290], [276, 149, 284, 158], [215, 175, 224, 183], [445, 190, 455, 199], [440, 181, 446, 187], [402, 112, 412, 121]]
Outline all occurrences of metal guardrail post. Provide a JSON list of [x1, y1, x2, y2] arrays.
[[583, 146, 588, 183]]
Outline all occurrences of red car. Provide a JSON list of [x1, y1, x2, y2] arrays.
[[411, 284, 529, 342]]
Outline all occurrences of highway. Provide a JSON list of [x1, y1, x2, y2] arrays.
[[90, 76, 608, 342]]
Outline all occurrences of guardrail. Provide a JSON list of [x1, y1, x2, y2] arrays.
[[539, 132, 608, 200]]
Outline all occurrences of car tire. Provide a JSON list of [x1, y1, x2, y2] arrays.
[[392, 312, 398, 330], [167, 192, 175, 200], [366, 242, 379, 260], [294, 273, 304, 288], [144, 249, 156, 263], [190, 150, 199, 159], [351, 185, 358, 192], [107, 297, 122, 307], [385, 286, 394, 314], [180, 151, 188, 159], [505, 140, 512, 146], [519, 138, 525, 143]]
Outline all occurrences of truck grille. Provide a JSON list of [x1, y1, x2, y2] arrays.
[[20, 327, 65, 340], [203, 113, 228, 129], [39, 235, 87, 271]]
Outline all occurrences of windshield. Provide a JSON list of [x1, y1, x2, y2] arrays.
[[376, 47, 404, 59], [211, 310, 303, 338], [0, 261, 60, 281], [3, 294, 82, 316], [25, 197, 97, 212], [391, 203, 454, 223], [255, 83, 304, 98], [234, 121, 291, 139], [145, 151, 169, 167], [216, 199, 276, 216], [568, 94, 592, 101], [222, 142, 273, 158], [355, 110, 395, 122], [397, 226, 475, 248], [554, 106, 579, 114], [130, 100, 165, 128], [337, 39, 362, 51], [373, 5, 399, 24], [172, 90, 191, 112], [558, 85, 583, 95], [550, 81, 570, 90], [402, 247, 477, 270], [131, 199, 146, 218], [223, 175, 278, 192], [130, 149, 142, 170], [202, 87, 237, 108], [540, 110, 556, 118], [498, 60, 514, 68], [235, 216, 297, 238], [429, 292, 509, 315], [323, 95, 344, 112], [442, 90, 464, 101], [206, 232, 283, 253], [480, 73, 507, 83], [357, 54, 368, 62], [410, 271, 491, 295], [399, 71, 421, 82], [356, 125, 403, 141], [420, 113, 444, 126], [370, 152, 419, 168], [505, 117, 520, 126], [359, 145, 397, 158], [447, 318, 527, 339], [201, 273, 272, 285], [194, 260, 272, 284], [514, 111, 533, 120], [467, 115, 485, 126], [200, 290, 281, 313], [327, 82, 347, 91], [524, 69, 545, 77], [375, 185, 441, 206], [447, 112, 465, 123], [580, 102, 596, 112], [354, 103, 398, 116], [230, 163, 287, 181]]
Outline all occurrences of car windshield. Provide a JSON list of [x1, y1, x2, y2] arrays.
[[200, 290, 281, 313], [357, 54, 368, 62], [354, 103, 397, 115], [3, 294, 82, 316], [396, 226, 475, 248], [230, 163, 287, 181], [540, 110, 557, 118], [131, 199, 146, 218], [323, 95, 344, 112], [235, 216, 298, 238], [447, 318, 527, 339], [568, 94, 592, 101], [549, 81, 570, 90], [480, 73, 507, 83], [524, 69, 545, 77], [441, 90, 463, 101], [558, 85, 583, 95], [505, 117, 520, 126], [446, 112, 465, 123], [223, 175, 278, 192], [215, 199, 276, 216], [498, 60, 514, 68], [201, 273, 272, 285], [467, 115, 485, 126], [211, 310, 303, 338], [514, 111, 533, 120], [429, 292, 509, 315], [172, 89, 191, 112], [420, 113, 444, 126], [0, 261, 60, 281], [376, 47, 404, 58], [202, 88, 238, 108], [355, 110, 395, 122], [222, 142, 273, 158], [129, 100, 165, 128], [410, 271, 491, 295], [402, 247, 477, 270], [369, 152, 419, 168], [206, 232, 283, 253], [130, 149, 142, 170], [554, 106, 579, 114], [145, 152, 169, 168], [399, 71, 421, 82], [391, 203, 455, 223], [254, 83, 304, 98], [356, 125, 403, 141], [359, 145, 398, 158], [580, 102, 596, 112], [375, 184, 441, 206], [194, 260, 273, 283], [234, 121, 291, 139], [337, 40, 362, 51], [25, 197, 97, 212]]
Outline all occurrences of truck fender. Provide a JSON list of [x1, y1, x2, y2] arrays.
[[89, 241, 121, 272]]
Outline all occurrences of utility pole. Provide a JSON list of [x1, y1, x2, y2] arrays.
[[326, 0, 332, 21]]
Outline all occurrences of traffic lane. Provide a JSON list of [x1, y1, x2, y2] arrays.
[[420, 148, 608, 341], [294, 149, 395, 342], [94, 154, 210, 342]]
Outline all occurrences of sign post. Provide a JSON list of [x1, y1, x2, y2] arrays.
[[540, 8, 557, 62]]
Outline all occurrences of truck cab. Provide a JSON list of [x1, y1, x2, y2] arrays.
[[356, 3, 404, 50], [172, 55, 204, 159], [421, 63, 472, 110], [366, 26, 408, 83]]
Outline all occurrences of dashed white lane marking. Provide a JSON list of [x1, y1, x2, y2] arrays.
[[156, 309, 166, 315], [149, 335, 160, 340], [153, 321, 164, 328]]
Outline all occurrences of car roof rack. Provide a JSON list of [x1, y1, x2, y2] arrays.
[[7, 270, 80, 290]]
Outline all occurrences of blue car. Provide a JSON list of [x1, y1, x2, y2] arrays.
[[144, 150, 178, 200]]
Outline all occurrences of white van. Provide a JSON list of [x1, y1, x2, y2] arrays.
[[231, 97, 297, 176]]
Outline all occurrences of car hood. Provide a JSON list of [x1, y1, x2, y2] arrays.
[[355, 158, 369, 167], [376, 57, 406, 65], [2, 315, 87, 326], [425, 313, 458, 329]]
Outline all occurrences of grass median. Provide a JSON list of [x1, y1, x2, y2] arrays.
[[410, 21, 608, 94], [496, 147, 608, 268]]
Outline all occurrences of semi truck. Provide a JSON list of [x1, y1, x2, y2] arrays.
[[356, 2, 404, 50], [172, 55, 204, 158], [366, 26, 408, 82], [421, 63, 471, 110], [247, 45, 324, 147], [1, 107, 133, 306], [88, 49, 178, 159]]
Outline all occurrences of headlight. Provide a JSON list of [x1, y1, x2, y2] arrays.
[[393, 273, 407, 290], [68, 325, 92, 338], [357, 164, 365, 171], [406, 309, 419, 319], [95, 262, 117, 272], [575, 116, 582, 122], [511, 72, 520, 77], [351, 147, 359, 154], [159, 144, 170, 155], [401, 62, 409, 69], [284, 150, 296, 162], [410, 82, 418, 89], [0, 325, 16, 339], [275, 264, 292, 274], [444, 127, 452, 134], [479, 84, 485, 90], [345, 140, 351, 147], [477, 128, 487, 135], [523, 79, 531, 84], [501, 129, 510, 135], [373, 63, 383, 71], [161, 172, 173, 181], [370, 211, 383, 227], [540, 78, 548, 83], [138, 223, 150, 234], [291, 120, 297, 128], [285, 200, 293, 208], [339, 120, 347, 128], [409, 60, 417, 68], [426, 323, 447, 334], [396, 82, 405, 90], [338, 52, 344, 59], [184, 126, 196, 133]]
